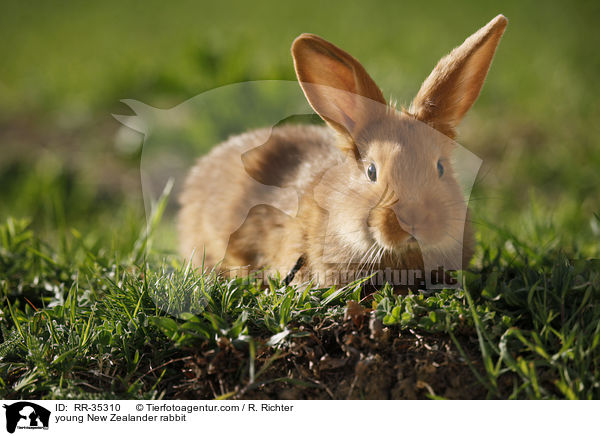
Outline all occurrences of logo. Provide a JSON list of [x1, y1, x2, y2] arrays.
[[3, 402, 50, 434]]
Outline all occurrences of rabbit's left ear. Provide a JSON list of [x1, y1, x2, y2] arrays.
[[410, 15, 508, 139], [292, 33, 387, 145]]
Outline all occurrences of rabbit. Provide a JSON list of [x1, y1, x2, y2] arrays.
[[178, 15, 507, 289]]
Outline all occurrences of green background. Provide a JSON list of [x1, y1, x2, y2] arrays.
[[1, 0, 598, 253]]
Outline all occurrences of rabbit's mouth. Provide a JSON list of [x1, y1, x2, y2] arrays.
[[367, 206, 420, 252]]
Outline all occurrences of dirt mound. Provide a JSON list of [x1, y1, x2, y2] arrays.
[[175, 307, 488, 400]]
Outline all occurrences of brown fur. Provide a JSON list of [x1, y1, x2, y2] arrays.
[[178, 15, 507, 288]]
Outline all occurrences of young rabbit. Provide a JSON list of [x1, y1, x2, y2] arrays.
[[179, 15, 507, 288]]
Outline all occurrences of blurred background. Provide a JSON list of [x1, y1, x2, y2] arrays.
[[1, 0, 598, 258]]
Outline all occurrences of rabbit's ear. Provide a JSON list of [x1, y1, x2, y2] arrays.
[[292, 34, 386, 147], [410, 15, 507, 139]]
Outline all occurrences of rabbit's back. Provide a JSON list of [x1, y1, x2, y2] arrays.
[[178, 123, 338, 270]]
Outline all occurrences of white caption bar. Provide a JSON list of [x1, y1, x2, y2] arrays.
[[0, 400, 595, 435]]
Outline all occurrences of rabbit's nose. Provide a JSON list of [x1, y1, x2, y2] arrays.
[[393, 204, 421, 236]]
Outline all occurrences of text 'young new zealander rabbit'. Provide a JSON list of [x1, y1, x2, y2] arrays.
[[179, 15, 508, 289]]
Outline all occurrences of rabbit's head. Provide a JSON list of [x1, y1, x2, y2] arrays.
[[292, 15, 507, 271]]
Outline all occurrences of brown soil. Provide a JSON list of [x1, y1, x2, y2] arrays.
[[174, 307, 491, 400]]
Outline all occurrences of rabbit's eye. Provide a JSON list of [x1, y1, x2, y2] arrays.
[[367, 163, 377, 182], [437, 160, 444, 178]]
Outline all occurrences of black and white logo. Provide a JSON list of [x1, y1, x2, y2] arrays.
[[3, 402, 50, 434]]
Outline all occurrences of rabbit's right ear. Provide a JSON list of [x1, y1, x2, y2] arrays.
[[409, 15, 508, 139], [292, 34, 387, 149]]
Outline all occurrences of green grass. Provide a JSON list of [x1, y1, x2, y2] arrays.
[[1, 190, 599, 398], [1, 0, 599, 399]]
